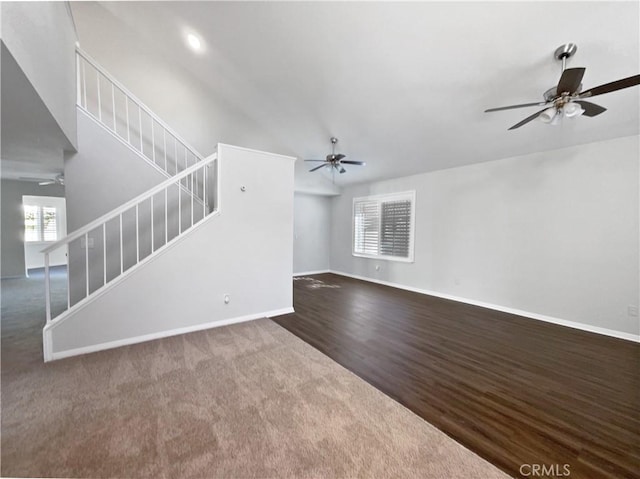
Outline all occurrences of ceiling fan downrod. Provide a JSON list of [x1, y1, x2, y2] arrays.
[[330, 137, 338, 159], [544, 43, 579, 101], [554, 43, 577, 73]]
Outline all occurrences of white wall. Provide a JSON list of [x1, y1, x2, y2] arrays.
[[330, 136, 640, 338], [45, 144, 295, 359], [1, 2, 77, 148], [293, 193, 332, 274], [70, 2, 264, 159], [65, 109, 169, 231]]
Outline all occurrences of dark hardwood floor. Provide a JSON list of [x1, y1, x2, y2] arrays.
[[273, 274, 640, 479]]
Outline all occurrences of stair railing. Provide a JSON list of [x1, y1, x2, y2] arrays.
[[76, 48, 203, 177], [43, 154, 217, 323]]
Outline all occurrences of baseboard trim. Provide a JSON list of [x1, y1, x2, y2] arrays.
[[45, 306, 294, 362], [329, 270, 640, 343], [293, 270, 330, 277]]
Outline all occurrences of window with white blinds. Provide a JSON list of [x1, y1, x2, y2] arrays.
[[353, 191, 415, 262], [23, 204, 59, 242]]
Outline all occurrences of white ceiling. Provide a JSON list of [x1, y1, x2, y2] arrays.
[[79, 2, 640, 188]]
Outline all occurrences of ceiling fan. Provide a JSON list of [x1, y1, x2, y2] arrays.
[[485, 43, 640, 130], [305, 137, 365, 174], [19, 174, 65, 186]]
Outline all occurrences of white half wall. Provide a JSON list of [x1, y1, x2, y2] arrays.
[[293, 193, 331, 274], [330, 136, 640, 338], [45, 144, 295, 359]]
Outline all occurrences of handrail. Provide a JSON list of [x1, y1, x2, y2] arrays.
[[76, 47, 204, 161], [42, 153, 216, 255]]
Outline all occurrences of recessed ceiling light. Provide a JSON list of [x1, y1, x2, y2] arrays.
[[187, 33, 201, 51]]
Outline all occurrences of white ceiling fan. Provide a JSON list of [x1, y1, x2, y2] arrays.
[[485, 43, 640, 130], [305, 137, 366, 174], [19, 174, 65, 186]]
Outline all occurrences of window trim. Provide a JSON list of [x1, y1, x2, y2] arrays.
[[352, 190, 416, 263]]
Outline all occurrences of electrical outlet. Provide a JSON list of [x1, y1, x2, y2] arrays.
[[628, 305, 638, 317]]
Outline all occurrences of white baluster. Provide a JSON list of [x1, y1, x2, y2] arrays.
[[125, 95, 130, 143], [97, 70, 102, 122], [45, 254, 51, 322], [76, 53, 81, 106], [111, 83, 116, 131], [119, 214, 123, 274], [85, 233, 89, 297], [151, 195, 155, 252], [82, 59, 87, 109], [66, 244, 70, 310], [191, 172, 194, 227], [139, 104, 143, 154], [163, 128, 167, 172], [174, 138, 178, 175], [136, 204, 140, 263], [178, 182, 182, 234], [103, 223, 107, 286], [151, 120, 156, 165]]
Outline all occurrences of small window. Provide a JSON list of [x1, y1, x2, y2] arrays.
[[353, 191, 415, 262], [23, 204, 60, 242]]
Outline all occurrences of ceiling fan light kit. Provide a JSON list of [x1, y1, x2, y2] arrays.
[[563, 102, 584, 118], [538, 102, 585, 125], [485, 43, 640, 130]]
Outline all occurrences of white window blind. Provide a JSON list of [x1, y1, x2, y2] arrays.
[[353, 191, 415, 262], [354, 200, 379, 255], [42, 207, 58, 241], [380, 199, 411, 258], [24, 205, 41, 242], [23, 204, 59, 242]]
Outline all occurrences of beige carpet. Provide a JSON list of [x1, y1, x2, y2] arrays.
[[2, 317, 509, 478]]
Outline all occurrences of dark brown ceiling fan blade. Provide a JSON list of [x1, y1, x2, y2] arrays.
[[309, 163, 328, 172], [574, 100, 607, 117], [507, 108, 548, 130], [485, 101, 547, 113], [341, 160, 366, 165], [557, 67, 585, 95], [579, 74, 640, 98]]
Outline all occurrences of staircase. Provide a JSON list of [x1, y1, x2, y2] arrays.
[[41, 48, 295, 363], [43, 50, 217, 330], [76, 49, 205, 178]]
